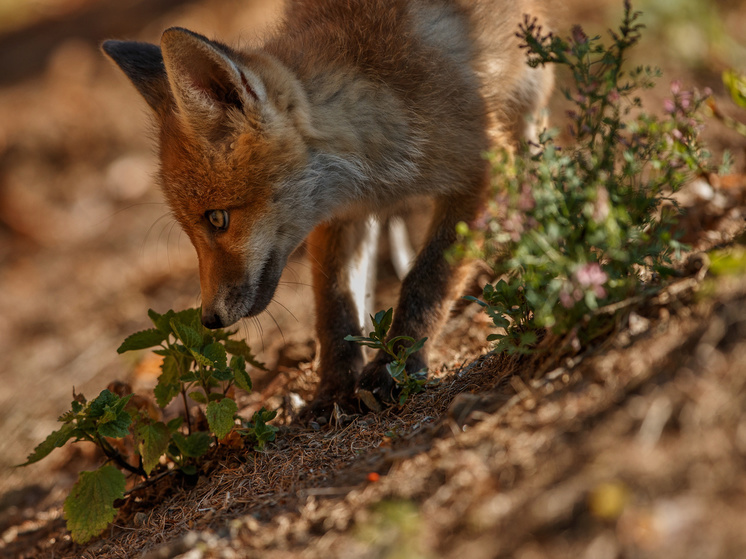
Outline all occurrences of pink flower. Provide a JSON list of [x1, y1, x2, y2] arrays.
[[575, 262, 607, 287], [663, 98, 675, 114], [571, 25, 588, 45], [574, 263, 608, 298], [679, 91, 691, 110], [559, 290, 574, 309]]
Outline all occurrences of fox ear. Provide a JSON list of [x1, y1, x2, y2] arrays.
[[102, 40, 172, 114], [160, 27, 265, 140]]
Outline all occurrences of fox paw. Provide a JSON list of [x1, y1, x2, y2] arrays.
[[294, 393, 359, 426], [355, 359, 400, 411]]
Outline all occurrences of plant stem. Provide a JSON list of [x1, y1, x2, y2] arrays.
[[97, 435, 146, 477], [181, 389, 192, 434]]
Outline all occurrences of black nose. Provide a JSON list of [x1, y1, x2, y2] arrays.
[[202, 312, 224, 329]]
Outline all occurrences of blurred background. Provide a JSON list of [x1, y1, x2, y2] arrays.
[[0, 0, 744, 521]]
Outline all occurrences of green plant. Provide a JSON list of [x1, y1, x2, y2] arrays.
[[460, 2, 711, 353], [21, 307, 272, 543], [118, 307, 263, 429], [345, 309, 432, 405], [242, 407, 279, 451]]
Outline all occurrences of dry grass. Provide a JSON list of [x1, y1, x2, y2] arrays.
[[8, 201, 746, 558], [2, 0, 746, 557]]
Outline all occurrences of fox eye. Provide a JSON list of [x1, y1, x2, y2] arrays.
[[206, 209, 229, 231]]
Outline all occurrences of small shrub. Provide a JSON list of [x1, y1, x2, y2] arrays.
[[346, 309, 432, 405], [460, 1, 712, 353], [21, 307, 272, 543]]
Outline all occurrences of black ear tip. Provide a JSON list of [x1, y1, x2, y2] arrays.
[[100, 40, 163, 69], [99, 39, 169, 112], [101, 40, 120, 57]]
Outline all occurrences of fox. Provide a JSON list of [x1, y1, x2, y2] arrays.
[[103, 0, 553, 419]]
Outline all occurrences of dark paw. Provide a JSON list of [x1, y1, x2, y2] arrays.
[[294, 393, 359, 427], [355, 359, 399, 411]]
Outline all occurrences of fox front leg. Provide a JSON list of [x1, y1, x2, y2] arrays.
[[302, 217, 379, 421]]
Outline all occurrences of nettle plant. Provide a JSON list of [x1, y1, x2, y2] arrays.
[[22, 307, 276, 544], [461, 2, 711, 353]]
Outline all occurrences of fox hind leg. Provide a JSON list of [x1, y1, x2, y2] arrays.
[[356, 174, 488, 409]]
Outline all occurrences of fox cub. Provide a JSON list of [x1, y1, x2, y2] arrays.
[[104, 0, 552, 418]]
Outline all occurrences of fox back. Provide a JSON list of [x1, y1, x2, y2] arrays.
[[104, 0, 552, 415]]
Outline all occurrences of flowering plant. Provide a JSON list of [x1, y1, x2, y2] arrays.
[[461, 2, 711, 353]]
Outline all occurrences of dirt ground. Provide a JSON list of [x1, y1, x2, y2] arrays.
[[1, 0, 745, 557]]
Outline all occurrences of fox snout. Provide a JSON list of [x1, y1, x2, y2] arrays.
[[201, 311, 225, 330], [197, 247, 286, 330]]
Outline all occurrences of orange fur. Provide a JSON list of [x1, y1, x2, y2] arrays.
[[103, 0, 553, 417]]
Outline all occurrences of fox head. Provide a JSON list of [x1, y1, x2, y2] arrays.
[[104, 29, 323, 328]]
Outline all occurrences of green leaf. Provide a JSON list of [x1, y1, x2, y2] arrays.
[[223, 339, 267, 370], [233, 363, 252, 393], [172, 431, 211, 458], [212, 368, 233, 382], [20, 422, 78, 466], [171, 320, 202, 349], [117, 328, 167, 354], [154, 355, 182, 407], [248, 408, 278, 451], [519, 330, 538, 346], [180, 371, 199, 383], [344, 335, 382, 349], [177, 307, 204, 330], [386, 361, 407, 383], [135, 422, 170, 475], [88, 390, 119, 418], [63, 465, 126, 544], [255, 408, 277, 423], [88, 391, 133, 439], [372, 308, 394, 339], [148, 308, 181, 336], [169, 307, 202, 330], [404, 337, 427, 357], [97, 412, 131, 439], [206, 398, 238, 439], [154, 382, 180, 409], [159, 355, 181, 384], [147, 307, 164, 328], [189, 348, 214, 368], [188, 391, 207, 404], [203, 343, 227, 369], [111, 392, 133, 416], [166, 417, 183, 432]]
